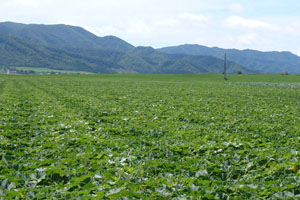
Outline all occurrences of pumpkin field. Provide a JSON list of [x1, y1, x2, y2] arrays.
[[0, 74, 299, 199]]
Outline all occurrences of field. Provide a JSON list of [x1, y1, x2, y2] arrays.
[[13, 67, 94, 74], [0, 74, 299, 199]]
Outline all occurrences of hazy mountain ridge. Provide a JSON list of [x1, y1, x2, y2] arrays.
[[0, 22, 251, 74], [1, 21, 297, 74], [0, 22, 134, 52], [0, 33, 248, 74], [158, 44, 300, 74]]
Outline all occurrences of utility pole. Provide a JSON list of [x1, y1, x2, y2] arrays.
[[224, 53, 228, 80]]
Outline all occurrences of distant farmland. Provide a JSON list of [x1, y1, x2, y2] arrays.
[[14, 67, 94, 74]]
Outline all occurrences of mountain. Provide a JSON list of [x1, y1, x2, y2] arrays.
[[0, 33, 122, 72], [0, 33, 250, 74], [158, 44, 300, 74], [0, 22, 254, 74], [0, 22, 134, 52], [126, 46, 250, 73], [1, 22, 299, 74]]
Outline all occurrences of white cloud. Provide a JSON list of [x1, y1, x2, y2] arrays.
[[179, 13, 209, 22], [127, 20, 153, 34], [94, 25, 123, 36], [236, 33, 270, 46], [229, 4, 245, 13], [4, 0, 38, 7], [282, 21, 300, 36], [226, 16, 276, 30], [237, 33, 260, 45], [155, 18, 179, 27]]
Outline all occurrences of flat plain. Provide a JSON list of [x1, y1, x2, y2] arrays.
[[0, 74, 299, 199]]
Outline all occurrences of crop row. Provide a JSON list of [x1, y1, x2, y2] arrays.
[[0, 74, 299, 199]]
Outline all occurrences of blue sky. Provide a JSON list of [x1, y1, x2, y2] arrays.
[[1, 0, 300, 55]]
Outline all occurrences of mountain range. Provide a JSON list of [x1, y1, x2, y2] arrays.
[[0, 21, 299, 74], [158, 45, 300, 74]]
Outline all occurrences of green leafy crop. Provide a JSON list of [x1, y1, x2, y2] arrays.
[[0, 74, 299, 199]]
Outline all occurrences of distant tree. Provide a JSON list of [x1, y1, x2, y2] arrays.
[[237, 70, 242, 75], [281, 71, 289, 75]]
